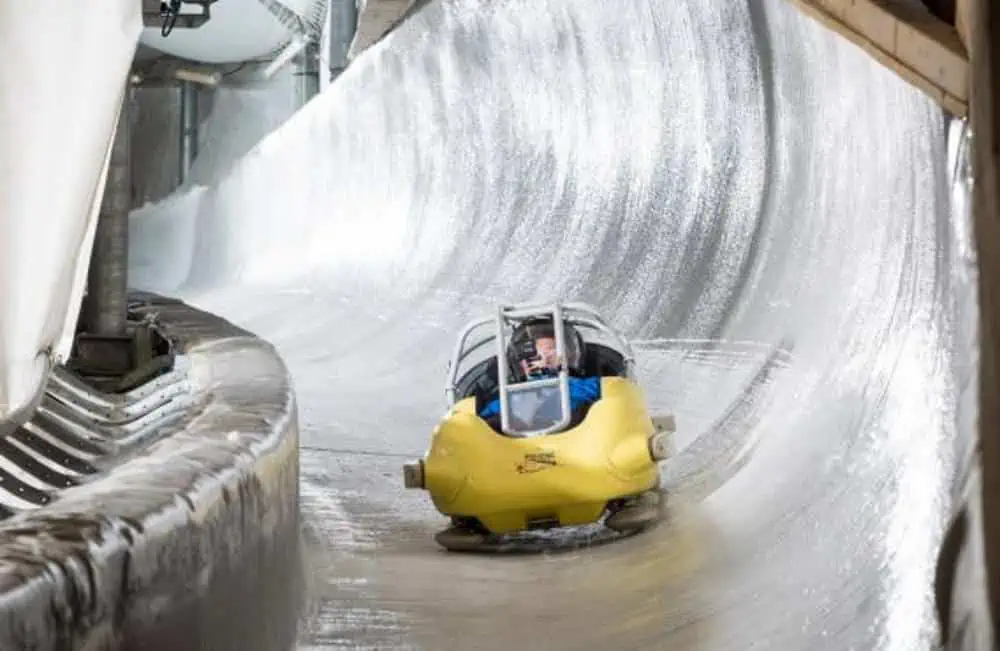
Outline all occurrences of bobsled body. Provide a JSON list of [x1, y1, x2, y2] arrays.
[[425, 376, 659, 534], [402, 302, 674, 549]]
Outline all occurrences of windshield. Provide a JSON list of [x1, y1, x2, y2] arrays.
[[504, 384, 565, 437]]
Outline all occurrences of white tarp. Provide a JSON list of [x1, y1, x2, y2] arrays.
[[0, 1, 142, 421], [138, 0, 317, 64]]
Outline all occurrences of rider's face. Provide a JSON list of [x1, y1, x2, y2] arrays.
[[521, 336, 559, 376], [535, 337, 557, 365]]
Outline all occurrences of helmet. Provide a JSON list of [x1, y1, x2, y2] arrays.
[[506, 316, 585, 382]]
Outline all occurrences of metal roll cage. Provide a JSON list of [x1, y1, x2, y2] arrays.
[[445, 302, 636, 437]]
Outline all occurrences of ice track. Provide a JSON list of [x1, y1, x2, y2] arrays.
[[130, 0, 966, 648]]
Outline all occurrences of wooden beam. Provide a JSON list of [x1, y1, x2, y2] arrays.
[[786, 0, 969, 116], [970, 0, 1000, 632], [957, 0, 973, 52], [349, 0, 416, 60]]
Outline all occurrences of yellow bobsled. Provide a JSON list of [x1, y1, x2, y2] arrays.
[[402, 302, 675, 552]]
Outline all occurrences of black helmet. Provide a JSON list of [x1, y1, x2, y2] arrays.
[[506, 316, 585, 382]]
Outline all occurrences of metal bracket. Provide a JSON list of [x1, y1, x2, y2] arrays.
[[72, 333, 135, 377], [142, 0, 217, 32]]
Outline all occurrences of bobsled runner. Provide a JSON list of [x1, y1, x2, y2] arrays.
[[402, 302, 675, 552]]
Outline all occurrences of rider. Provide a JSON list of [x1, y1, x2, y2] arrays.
[[479, 315, 601, 426]]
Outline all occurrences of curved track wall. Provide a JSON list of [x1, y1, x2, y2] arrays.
[[131, 0, 969, 648]]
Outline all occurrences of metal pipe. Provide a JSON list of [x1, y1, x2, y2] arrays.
[[174, 67, 220, 86], [83, 89, 132, 337], [179, 80, 198, 184], [298, 39, 320, 104], [327, 0, 358, 82]]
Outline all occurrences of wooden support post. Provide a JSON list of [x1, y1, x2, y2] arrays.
[[970, 0, 1000, 632]]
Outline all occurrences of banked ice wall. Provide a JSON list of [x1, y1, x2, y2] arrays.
[[0, 2, 141, 422], [131, 0, 968, 647]]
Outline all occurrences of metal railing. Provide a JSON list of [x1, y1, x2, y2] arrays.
[[445, 302, 637, 437]]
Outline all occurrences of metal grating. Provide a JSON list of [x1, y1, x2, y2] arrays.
[[0, 361, 196, 516]]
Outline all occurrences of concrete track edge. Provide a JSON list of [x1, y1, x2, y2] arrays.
[[0, 291, 302, 651]]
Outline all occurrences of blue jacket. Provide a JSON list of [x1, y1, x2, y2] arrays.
[[479, 376, 602, 419]]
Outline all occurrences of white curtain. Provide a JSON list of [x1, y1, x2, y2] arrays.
[[0, 1, 142, 420]]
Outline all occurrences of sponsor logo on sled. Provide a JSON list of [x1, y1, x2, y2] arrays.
[[516, 450, 557, 474]]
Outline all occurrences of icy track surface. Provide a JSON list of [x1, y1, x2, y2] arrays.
[[130, 0, 966, 648]]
